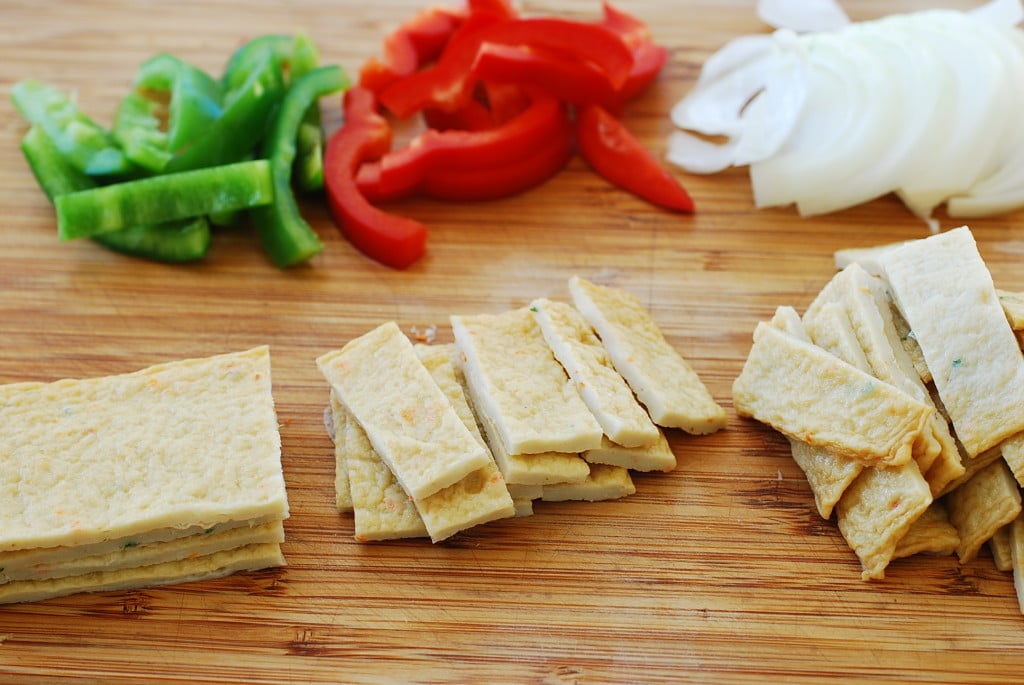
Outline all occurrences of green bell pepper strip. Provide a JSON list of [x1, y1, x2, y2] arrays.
[[222, 32, 325, 191], [20, 126, 212, 262], [135, 53, 222, 153], [91, 218, 212, 263], [295, 119, 325, 192], [222, 31, 319, 95], [113, 54, 223, 173], [164, 53, 285, 173], [55, 159, 273, 241], [251, 64, 349, 267], [11, 79, 134, 177]]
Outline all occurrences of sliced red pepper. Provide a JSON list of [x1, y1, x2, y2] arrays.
[[377, 10, 508, 118], [574, 103, 694, 213], [358, 6, 465, 92], [480, 18, 633, 90], [420, 118, 572, 201], [470, 43, 619, 108], [323, 87, 428, 269], [466, 0, 518, 20], [357, 96, 569, 201], [599, 2, 668, 105]]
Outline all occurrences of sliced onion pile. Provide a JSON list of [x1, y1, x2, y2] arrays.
[[668, 0, 1024, 229]]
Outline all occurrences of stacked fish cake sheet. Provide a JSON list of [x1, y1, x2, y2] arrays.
[[0, 346, 289, 604]]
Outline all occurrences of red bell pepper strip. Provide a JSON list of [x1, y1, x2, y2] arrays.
[[470, 43, 619, 108], [358, 5, 465, 92], [599, 2, 669, 105], [377, 10, 507, 118], [420, 119, 572, 201], [323, 87, 427, 269], [479, 18, 633, 90], [574, 103, 694, 213], [358, 97, 569, 201]]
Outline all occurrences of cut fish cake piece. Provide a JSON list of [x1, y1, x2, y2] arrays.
[[568, 275, 726, 434], [530, 298, 659, 448], [878, 226, 1024, 457], [583, 432, 677, 473], [317, 322, 491, 500], [451, 307, 603, 455], [327, 393, 354, 513], [541, 464, 636, 502], [733, 322, 932, 468], [835, 460, 932, 581], [945, 458, 1022, 563]]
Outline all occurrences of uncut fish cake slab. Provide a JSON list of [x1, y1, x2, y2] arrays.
[[530, 298, 659, 448], [317, 322, 490, 500], [568, 276, 726, 434], [0, 542, 284, 605], [0, 521, 284, 584], [0, 346, 288, 554], [733, 323, 932, 468], [451, 307, 603, 455], [878, 226, 1024, 457]]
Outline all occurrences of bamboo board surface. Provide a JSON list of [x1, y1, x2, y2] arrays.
[[2, 0, 1024, 682]]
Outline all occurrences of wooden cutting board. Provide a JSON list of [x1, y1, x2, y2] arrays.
[[2, 1, 1023, 682]]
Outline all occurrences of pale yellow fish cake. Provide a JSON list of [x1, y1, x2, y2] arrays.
[[568, 275, 727, 434], [1010, 515, 1024, 615], [788, 302, 866, 518], [530, 298, 659, 448], [809, 264, 962, 491], [414, 343, 488, 448], [999, 431, 1024, 488], [892, 503, 959, 560], [835, 460, 932, 581], [996, 289, 1024, 330], [0, 346, 288, 554], [469, 390, 591, 485], [583, 432, 676, 473], [328, 393, 353, 513], [768, 305, 808, 340], [413, 343, 515, 542], [317, 322, 490, 500], [451, 307, 603, 455], [946, 458, 1022, 563], [0, 542, 284, 605], [344, 409, 428, 542], [833, 241, 911, 276], [937, 444, 1001, 498], [540, 464, 636, 502], [787, 438, 863, 520], [990, 524, 1013, 572], [512, 499, 535, 517], [889, 304, 932, 384], [507, 484, 543, 500], [0, 521, 284, 584], [733, 323, 932, 468], [878, 226, 1024, 457]]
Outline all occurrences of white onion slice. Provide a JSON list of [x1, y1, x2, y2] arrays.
[[756, 0, 850, 33], [668, 0, 1024, 226], [971, 0, 1024, 27]]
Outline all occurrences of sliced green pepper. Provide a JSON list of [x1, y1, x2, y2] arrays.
[[21, 125, 212, 262], [295, 119, 325, 192], [164, 53, 285, 173], [113, 54, 222, 173], [11, 79, 134, 177], [56, 159, 274, 240], [252, 64, 348, 267]]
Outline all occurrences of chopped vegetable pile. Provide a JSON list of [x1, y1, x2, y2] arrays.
[[12, 33, 348, 266], [667, 0, 1024, 231], [326, 0, 692, 269]]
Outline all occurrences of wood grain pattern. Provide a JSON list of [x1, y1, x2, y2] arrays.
[[2, 1, 1024, 682]]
